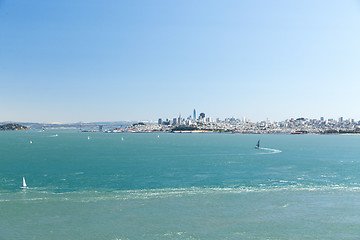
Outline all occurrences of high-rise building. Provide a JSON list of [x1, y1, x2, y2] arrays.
[[339, 117, 343, 122], [193, 109, 196, 120], [199, 113, 205, 120], [158, 118, 162, 125]]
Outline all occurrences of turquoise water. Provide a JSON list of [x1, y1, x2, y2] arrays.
[[1, 131, 360, 239]]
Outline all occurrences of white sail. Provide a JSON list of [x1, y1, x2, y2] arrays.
[[21, 177, 29, 189]]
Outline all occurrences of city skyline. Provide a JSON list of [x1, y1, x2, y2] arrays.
[[1, 1, 360, 123], [157, 108, 360, 125], [2, 109, 360, 125]]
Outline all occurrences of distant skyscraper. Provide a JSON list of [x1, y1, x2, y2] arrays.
[[158, 118, 162, 125], [339, 117, 343, 122], [199, 113, 205, 120], [193, 109, 196, 120]]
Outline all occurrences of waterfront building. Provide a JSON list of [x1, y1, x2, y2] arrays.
[[173, 118, 177, 125], [158, 118, 162, 125]]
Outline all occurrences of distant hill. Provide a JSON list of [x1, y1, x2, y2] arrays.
[[0, 123, 28, 131]]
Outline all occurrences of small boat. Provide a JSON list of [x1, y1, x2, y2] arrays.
[[29, 140, 32, 144], [87, 136, 90, 140], [157, 135, 160, 138], [255, 140, 260, 149], [121, 137, 124, 141], [20, 176, 29, 189]]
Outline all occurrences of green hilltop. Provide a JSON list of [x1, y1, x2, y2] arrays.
[[0, 123, 28, 131]]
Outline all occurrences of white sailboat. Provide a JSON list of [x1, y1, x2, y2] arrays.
[[20, 176, 29, 189], [88, 136, 90, 140]]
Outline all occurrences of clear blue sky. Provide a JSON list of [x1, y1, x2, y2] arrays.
[[1, 0, 360, 123]]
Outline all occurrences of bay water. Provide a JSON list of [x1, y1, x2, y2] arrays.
[[1, 130, 360, 239]]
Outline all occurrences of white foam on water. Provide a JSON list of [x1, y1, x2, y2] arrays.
[[4, 184, 360, 203], [24, 197, 50, 201], [66, 185, 360, 202]]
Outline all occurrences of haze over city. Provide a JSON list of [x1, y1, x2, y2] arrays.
[[1, 0, 360, 123]]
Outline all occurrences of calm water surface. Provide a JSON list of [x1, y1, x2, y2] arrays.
[[1, 130, 360, 239]]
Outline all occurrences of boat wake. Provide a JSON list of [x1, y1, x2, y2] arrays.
[[256, 147, 282, 154]]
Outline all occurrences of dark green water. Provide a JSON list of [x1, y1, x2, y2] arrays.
[[1, 130, 360, 239]]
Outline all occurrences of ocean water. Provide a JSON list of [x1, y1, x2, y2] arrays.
[[1, 130, 360, 239]]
